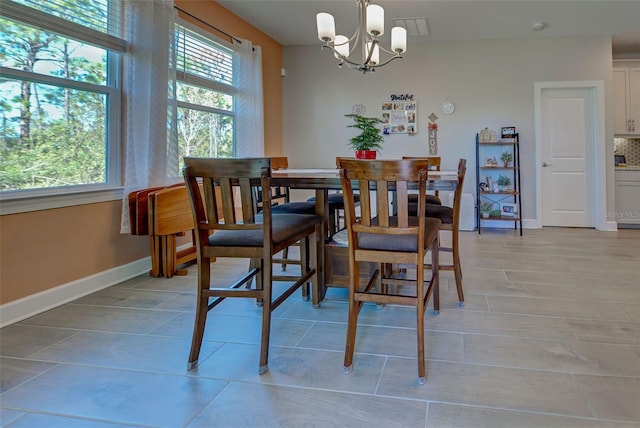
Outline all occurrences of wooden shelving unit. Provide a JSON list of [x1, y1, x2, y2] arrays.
[[476, 133, 523, 235]]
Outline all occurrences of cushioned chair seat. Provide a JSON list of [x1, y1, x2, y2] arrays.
[[307, 192, 359, 209], [357, 217, 441, 252], [408, 193, 441, 205], [330, 216, 441, 252], [408, 203, 453, 224], [425, 204, 453, 224], [209, 213, 321, 247], [270, 201, 317, 215]]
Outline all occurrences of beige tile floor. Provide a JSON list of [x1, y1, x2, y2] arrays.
[[1, 227, 639, 427]]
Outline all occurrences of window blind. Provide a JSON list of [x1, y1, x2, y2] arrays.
[[1, 0, 125, 51], [176, 24, 233, 88]]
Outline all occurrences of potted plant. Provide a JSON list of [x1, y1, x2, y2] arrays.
[[479, 201, 493, 218], [490, 209, 502, 218], [500, 151, 513, 167], [345, 114, 384, 159], [497, 174, 511, 191]]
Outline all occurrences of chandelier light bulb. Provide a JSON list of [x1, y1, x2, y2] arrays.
[[334, 35, 350, 59], [366, 4, 384, 36], [366, 42, 379, 65], [316, 12, 335, 42], [391, 27, 407, 53]]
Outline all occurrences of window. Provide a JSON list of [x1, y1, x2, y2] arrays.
[[0, 0, 124, 202], [172, 22, 235, 174]]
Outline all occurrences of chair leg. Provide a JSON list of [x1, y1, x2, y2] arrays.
[[416, 255, 426, 384], [432, 236, 440, 315], [343, 260, 360, 374], [254, 258, 264, 307], [328, 209, 337, 236], [299, 237, 310, 301], [281, 246, 289, 271], [187, 256, 211, 370], [309, 225, 326, 308], [258, 258, 272, 375], [452, 228, 464, 306]]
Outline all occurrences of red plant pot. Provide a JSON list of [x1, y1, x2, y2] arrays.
[[355, 150, 377, 159]]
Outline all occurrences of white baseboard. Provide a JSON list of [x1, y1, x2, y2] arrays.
[[602, 221, 619, 231], [478, 218, 536, 230], [0, 257, 151, 328]]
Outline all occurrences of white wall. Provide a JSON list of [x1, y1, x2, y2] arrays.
[[282, 36, 614, 221]]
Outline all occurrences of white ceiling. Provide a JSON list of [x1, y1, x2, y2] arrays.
[[218, 0, 640, 59]]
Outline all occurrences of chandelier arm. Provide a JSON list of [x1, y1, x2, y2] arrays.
[[369, 54, 403, 68], [346, 26, 362, 58], [325, 46, 367, 69], [377, 44, 399, 55], [364, 38, 377, 65]]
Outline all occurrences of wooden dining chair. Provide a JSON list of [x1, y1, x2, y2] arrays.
[[425, 159, 467, 305], [338, 158, 441, 384], [183, 157, 322, 374], [254, 156, 317, 273], [306, 157, 361, 235], [402, 156, 442, 205], [408, 159, 467, 305]]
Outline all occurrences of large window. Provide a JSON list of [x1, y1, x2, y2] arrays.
[[0, 0, 124, 197], [173, 23, 235, 173]]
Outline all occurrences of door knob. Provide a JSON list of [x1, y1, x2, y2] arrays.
[[542, 162, 552, 167]]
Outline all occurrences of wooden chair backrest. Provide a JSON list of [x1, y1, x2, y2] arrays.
[[337, 158, 430, 260], [402, 156, 441, 197], [451, 159, 467, 226], [183, 157, 273, 250], [256, 156, 290, 210], [270, 156, 289, 170], [335, 156, 354, 167], [402, 156, 441, 171]]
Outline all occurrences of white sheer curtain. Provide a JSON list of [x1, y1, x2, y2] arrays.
[[120, 0, 176, 233], [234, 39, 264, 157]]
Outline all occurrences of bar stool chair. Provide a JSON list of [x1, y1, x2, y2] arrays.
[[338, 158, 441, 385], [409, 159, 467, 305], [402, 156, 442, 205], [255, 157, 317, 272], [306, 157, 361, 235], [426, 159, 466, 304], [183, 157, 322, 374]]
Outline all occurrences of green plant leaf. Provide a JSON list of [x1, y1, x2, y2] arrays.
[[344, 114, 385, 152]]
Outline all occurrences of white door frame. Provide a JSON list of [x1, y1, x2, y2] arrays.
[[534, 81, 608, 231]]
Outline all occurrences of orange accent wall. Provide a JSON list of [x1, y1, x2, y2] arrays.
[[0, 1, 283, 305], [0, 202, 149, 304], [176, 0, 283, 156]]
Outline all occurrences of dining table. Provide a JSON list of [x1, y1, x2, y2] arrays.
[[271, 167, 459, 305]]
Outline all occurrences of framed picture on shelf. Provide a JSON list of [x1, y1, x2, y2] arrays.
[[500, 202, 518, 217], [501, 127, 516, 138]]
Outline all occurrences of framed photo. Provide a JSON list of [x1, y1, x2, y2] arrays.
[[501, 127, 516, 138], [500, 202, 518, 217]]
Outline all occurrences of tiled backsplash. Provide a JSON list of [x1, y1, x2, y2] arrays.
[[614, 138, 640, 166]]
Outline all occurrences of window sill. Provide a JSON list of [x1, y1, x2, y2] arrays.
[[0, 187, 124, 215]]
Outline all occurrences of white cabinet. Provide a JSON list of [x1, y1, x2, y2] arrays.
[[613, 67, 640, 135], [615, 170, 640, 227]]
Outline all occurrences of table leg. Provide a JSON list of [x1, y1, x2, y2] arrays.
[[314, 188, 328, 304]]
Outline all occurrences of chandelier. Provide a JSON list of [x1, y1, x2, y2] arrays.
[[316, 0, 407, 74]]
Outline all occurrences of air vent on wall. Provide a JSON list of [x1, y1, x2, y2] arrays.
[[391, 17, 430, 37]]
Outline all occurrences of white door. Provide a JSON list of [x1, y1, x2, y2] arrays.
[[540, 87, 594, 227]]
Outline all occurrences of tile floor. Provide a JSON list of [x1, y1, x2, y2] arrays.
[[1, 227, 639, 427]]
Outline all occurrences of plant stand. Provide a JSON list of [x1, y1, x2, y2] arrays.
[[475, 132, 522, 235]]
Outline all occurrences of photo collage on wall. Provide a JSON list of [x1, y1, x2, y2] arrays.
[[382, 97, 417, 135]]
